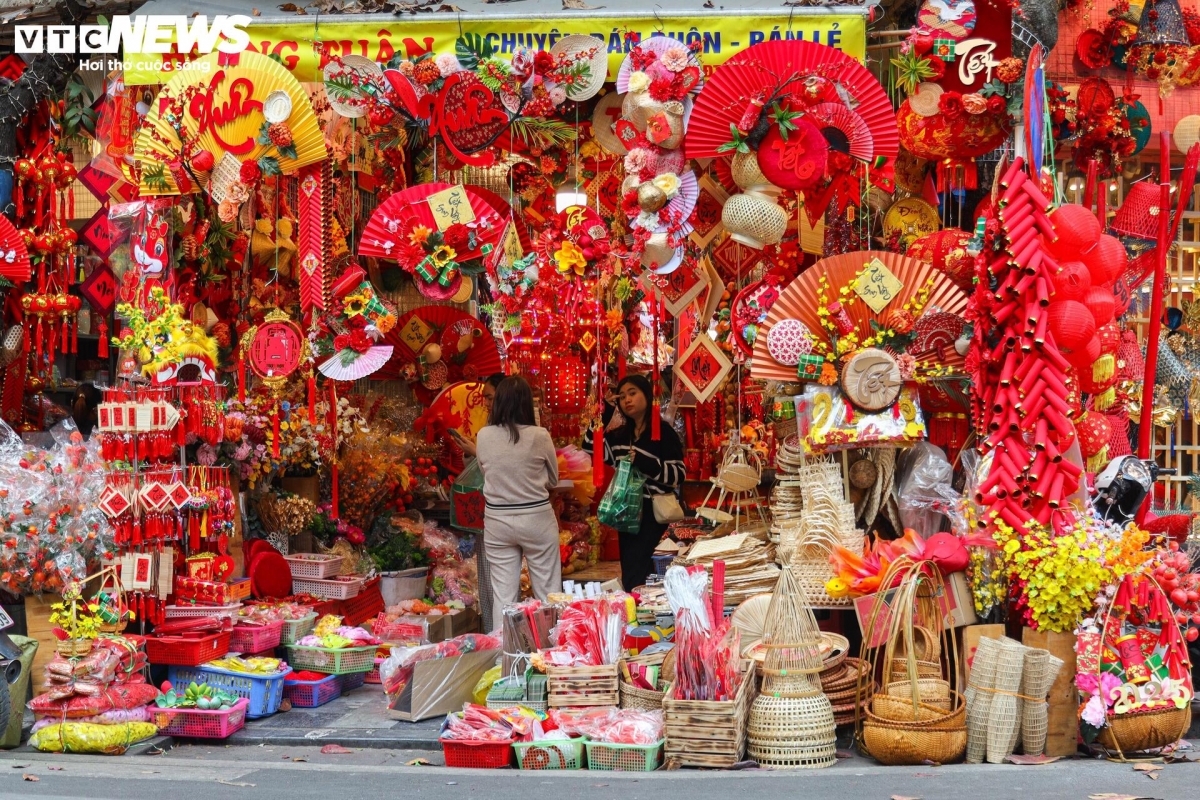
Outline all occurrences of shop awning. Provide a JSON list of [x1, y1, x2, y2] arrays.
[[122, 0, 871, 84]]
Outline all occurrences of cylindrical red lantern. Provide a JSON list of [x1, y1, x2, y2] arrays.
[[1076, 410, 1113, 473]]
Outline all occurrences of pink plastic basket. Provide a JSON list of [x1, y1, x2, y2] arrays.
[[230, 620, 283, 653], [154, 698, 249, 739]]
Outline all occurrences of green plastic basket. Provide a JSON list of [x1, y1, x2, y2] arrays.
[[583, 739, 663, 771], [286, 644, 375, 674], [279, 613, 318, 646], [513, 737, 587, 770]]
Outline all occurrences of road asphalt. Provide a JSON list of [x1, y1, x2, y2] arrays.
[[0, 743, 1196, 800]]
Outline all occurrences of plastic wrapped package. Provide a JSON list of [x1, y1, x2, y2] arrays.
[[439, 703, 543, 741], [546, 598, 627, 666], [429, 558, 477, 608], [380, 633, 501, 702], [238, 601, 314, 624], [548, 707, 664, 745], [31, 706, 153, 733], [895, 441, 958, 536], [29, 721, 159, 754], [41, 648, 121, 700], [28, 682, 160, 718]]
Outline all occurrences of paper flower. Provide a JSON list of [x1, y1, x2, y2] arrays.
[[239, 160, 262, 184], [653, 172, 681, 199], [628, 70, 651, 94], [436, 53, 463, 76], [430, 245, 457, 268], [343, 293, 368, 316], [554, 240, 587, 277], [662, 46, 689, 72], [408, 225, 433, 246]]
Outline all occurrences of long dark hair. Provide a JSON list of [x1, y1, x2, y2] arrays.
[[616, 374, 654, 422], [488, 375, 536, 443]]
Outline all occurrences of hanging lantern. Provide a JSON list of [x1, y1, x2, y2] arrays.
[[1131, 0, 1189, 46], [1084, 285, 1117, 328], [1047, 299, 1098, 353], [721, 151, 787, 249], [1111, 182, 1162, 240], [1047, 204, 1102, 257], [544, 356, 588, 416], [1051, 261, 1093, 302], [896, 97, 1008, 190], [907, 229, 975, 292], [1082, 234, 1129, 288], [1076, 410, 1114, 473]]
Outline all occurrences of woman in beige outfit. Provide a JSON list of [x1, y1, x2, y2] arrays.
[[475, 376, 562, 632]]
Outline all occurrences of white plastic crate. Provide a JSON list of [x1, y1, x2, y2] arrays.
[[292, 576, 363, 600], [165, 603, 243, 621], [283, 554, 344, 580]]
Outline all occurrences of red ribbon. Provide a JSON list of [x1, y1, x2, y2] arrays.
[[308, 375, 316, 425], [237, 354, 246, 403]]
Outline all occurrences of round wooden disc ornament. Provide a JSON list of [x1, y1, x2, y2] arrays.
[[840, 348, 903, 412], [908, 82, 943, 118], [848, 457, 878, 489]]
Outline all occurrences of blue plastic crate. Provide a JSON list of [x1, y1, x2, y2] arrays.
[[284, 674, 341, 708], [339, 671, 366, 693], [168, 663, 292, 719], [651, 554, 676, 576]]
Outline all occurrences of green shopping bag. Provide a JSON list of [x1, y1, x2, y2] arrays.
[[596, 455, 646, 533], [450, 458, 485, 534]]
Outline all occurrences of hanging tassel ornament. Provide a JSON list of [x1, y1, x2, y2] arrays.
[[272, 406, 281, 458], [651, 293, 661, 441], [593, 422, 605, 488], [308, 374, 317, 425], [97, 320, 108, 358], [328, 381, 340, 519], [237, 352, 246, 403]]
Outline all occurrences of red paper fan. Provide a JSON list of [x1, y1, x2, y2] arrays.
[[685, 40, 897, 176], [380, 305, 501, 402], [464, 185, 535, 254], [808, 103, 874, 165], [359, 183, 505, 261], [249, 550, 292, 599], [751, 251, 969, 382], [0, 214, 32, 284]]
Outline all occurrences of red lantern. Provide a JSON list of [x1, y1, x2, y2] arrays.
[[897, 98, 1008, 189], [544, 356, 588, 416], [1051, 261, 1092, 302], [1047, 204, 1101, 257], [1075, 410, 1113, 472], [1082, 234, 1127, 288], [1047, 300, 1097, 353], [1085, 285, 1116, 328], [908, 229, 975, 291]]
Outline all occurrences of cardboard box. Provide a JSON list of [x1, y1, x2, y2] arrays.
[[854, 571, 978, 648], [385, 608, 481, 644], [386, 648, 499, 722]]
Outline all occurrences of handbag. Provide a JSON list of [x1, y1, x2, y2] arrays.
[[450, 458, 485, 534], [597, 452, 647, 533], [652, 492, 685, 524]]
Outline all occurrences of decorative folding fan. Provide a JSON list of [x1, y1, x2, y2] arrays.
[[684, 40, 897, 177], [319, 345, 394, 381], [426, 380, 491, 438], [464, 185, 535, 255], [133, 51, 327, 196], [359, 183, 504, 260], [807, 103, 874, 164], [654, 169, 700, 235], [751, 251, 969, 382], [379, 306, 502, 402], [616, 36, 705, 94], [0, 214, 31, 284]]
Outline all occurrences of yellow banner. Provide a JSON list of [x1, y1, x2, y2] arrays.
[[124, 14, 866, 85]]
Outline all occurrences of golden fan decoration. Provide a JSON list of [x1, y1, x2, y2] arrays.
[[133, 50, 327, 196], [751, 250, 969, 383]]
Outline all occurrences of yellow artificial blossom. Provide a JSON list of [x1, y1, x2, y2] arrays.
[[653, 173, 682, 199], [627, 71, 651, 94], [343, 294, 368, 316], [430, 245, 457, 267], [555, 240, 588, 277]]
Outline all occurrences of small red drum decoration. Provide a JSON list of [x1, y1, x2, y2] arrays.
[[757, 118, 828, 191], [250, 318, 304, 380], [907, 229, 975, 292]]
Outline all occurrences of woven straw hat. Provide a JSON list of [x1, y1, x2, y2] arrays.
[[550, 35, 608, 102], [1111, 182, 1163, 240]]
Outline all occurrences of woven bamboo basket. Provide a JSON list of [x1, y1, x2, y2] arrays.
[[888, 659, 944, 681], [620, 680, 667, 711], [1097, 706, 1192, 755], [723, 191, 787, 249], [56, 638, 94, 658], [822, 657, 869, 693], [872, 692, 960, 723], [861, 717, 967, 766], [884, 678, 951, 705]]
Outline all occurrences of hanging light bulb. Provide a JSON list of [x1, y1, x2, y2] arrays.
[[556, 171, 588, 212]]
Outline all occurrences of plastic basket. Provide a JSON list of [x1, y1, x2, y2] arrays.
[[651, 554, 676, 575], [146, 631, 231, 667], [279, 612, 318, 646], [287, 644, 376, 674], [292, 576, 363, 600], [440, 738, 513, 769], [339, 671, 366, 692], [341, 579, 384, 627], [167, 664, 292, 719], [230, 621, 283, 653], [153, 698, 249, 739], [514, 737, 587, 770], [165, 603, 242, 621], [284, 674, 342, 708], [283, 554, 345, 580], [365, 659, 383, 684], [584, 739, 664, 771]]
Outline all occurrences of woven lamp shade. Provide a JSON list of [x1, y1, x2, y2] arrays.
[[1052, 261, 1092, 302], [908, 229, 975, 291], [1048, 204, 1102, 256], [1047, 300, 1098, 353], [1116, 330, 1146, 381], [723, 192, 788, 249], [1111, 182, 1162, 239], [1085, 286, 1117, 328], [1083, 235, 1129, 288], [1132, 0, 1189, 46]]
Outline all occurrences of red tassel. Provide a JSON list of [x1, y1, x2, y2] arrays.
[[652, 294, 661, 441], [98, 321, 108, 358], [308, 375, 316, 424], [331, 464, 340, 519], [593, 424, 604, 488], [272, 408, 280, 458], [237, 354, 246, 403], [652, 403, 661, 441], [177, 408, 186, 447], [618, 358, 626, 381]]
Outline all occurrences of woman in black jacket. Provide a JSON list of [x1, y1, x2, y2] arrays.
[[583, 373, 685, 591]]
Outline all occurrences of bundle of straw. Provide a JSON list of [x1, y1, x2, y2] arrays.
[[985, 639, 1028, 763], [965, 636, 1002, 764], [1021, 654, 1064, 756]]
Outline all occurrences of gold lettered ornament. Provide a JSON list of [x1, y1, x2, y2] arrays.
[[840, 347, 903, 412], [240, 307, 311, 394]]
